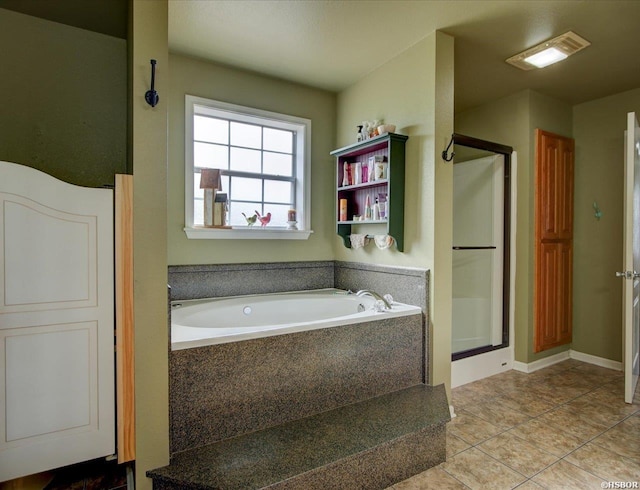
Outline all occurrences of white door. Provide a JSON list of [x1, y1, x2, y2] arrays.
[[620, 112, 640, 404], [0, 161, 114, 481]]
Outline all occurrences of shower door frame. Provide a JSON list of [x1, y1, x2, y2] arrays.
[[452, 133, 513, 361]]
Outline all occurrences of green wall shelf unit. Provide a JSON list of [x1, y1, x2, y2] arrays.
[[331, 132, 408, 251]]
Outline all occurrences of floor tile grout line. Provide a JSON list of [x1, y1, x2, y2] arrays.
[[448, 367, 635, 469], [448, 363, 633, 489], [474, 439, 557, 481], [557, 453, 609, 483], [438, 464, 473, 490]]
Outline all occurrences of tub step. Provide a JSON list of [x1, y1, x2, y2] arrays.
[[147, 384, 450, 490]]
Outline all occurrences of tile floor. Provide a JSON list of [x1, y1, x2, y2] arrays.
[[391, 359, 640, 489]]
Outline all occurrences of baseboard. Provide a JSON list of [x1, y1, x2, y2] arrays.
[[512, 351, 570, 373], [512, 349, 622, 373], [449, 405, 456, 418], [569, 350, 623, 371]]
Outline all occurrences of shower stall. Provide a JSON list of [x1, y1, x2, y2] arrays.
[[451, 134, 513, 362]]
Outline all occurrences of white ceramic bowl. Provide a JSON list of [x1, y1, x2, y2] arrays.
[[377, 124, 396, 134]]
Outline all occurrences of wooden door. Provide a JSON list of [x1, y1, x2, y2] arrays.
[[534, 130, 575, 352]]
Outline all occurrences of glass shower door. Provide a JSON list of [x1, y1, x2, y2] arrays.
[[452, 154, 504, 357]]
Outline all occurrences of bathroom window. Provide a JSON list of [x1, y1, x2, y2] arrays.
[[184, 95, 312, 239]]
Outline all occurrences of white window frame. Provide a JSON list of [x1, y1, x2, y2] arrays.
[[184, 94, 312, 240]]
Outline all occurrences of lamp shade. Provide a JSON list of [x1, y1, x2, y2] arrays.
[[200, 169, 222, 189]]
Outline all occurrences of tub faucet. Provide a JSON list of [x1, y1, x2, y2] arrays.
[[355, 289, 391, 310]]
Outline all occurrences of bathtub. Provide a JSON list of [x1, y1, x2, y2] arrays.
[[170, 288, 422, 350]]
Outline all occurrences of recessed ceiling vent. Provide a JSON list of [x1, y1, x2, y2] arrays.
[[506, 31, 591, 70]]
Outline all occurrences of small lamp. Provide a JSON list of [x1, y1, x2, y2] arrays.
[[200, 169, 222, 227]]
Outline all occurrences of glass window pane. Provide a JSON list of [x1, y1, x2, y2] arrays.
[[263, 127, 293, 153], [231, 176, 262, 202], [193, 175, 204, 199], [263, 204, 291, 227], [230, 147, 261, 173], [194, 116, 228, 144], [221, 175, 230, 194], [193, 198, 204, 226], [230, 201, 261, 227], [194, 142, 228, 169], [264, 180, 292, 204], [230, 122, 261, 149], [263, 152, 293, 176]]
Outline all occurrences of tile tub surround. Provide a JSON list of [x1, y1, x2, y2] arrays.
[[170, 312, 424, 454], [167, 261, 429, 311], [149, 384, 450, 490], [168, 260, 430, 380], [335, 261, 429, 382], [334, 261, 429, 315], [168, 261, 335, 300]]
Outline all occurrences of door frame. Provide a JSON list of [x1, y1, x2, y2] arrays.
[[451, 133, 513, 361], [623, 112, 640, 404]]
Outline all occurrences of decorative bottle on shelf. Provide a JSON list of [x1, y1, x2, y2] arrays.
[[342, 163, 350, 186], [354, 162, 362, 185], [339, 199, 348, 221], [373, 199, 380, 220], [364, 195, 372, 220], [378, 193, 387, 219]]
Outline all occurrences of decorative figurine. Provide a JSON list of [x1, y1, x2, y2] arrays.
[[242, 212, 258, 226], [255, 210, 272, 227]]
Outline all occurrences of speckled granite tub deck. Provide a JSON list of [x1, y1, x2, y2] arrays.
[[170, 312, 424, 453], [157, 261, 445, 488], [148, 384, 450, 490]]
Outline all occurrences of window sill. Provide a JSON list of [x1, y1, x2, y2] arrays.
[[184, 226, 314, 240]]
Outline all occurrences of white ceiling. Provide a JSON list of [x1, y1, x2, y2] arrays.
[[169, 0, 640, 113]]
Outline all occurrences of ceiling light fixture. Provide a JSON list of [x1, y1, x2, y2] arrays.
[[506, 31, 590, 70]]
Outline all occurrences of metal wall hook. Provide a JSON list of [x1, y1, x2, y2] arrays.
[[145, 59, 159, 107], [442, 134, 455, 162], [593, 200, 603, 220]]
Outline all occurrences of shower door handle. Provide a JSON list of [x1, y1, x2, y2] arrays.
[[452, 246, 497, 250]]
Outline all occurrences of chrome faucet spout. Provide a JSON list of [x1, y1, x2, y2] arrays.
[[355, 289, 391, 309]]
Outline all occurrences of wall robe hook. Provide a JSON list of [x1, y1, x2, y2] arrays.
[[593, 201, 602, 220], [442, 134, 455, 162], [145, 59, 159, 107]]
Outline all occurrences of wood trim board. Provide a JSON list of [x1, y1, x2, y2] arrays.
[[115, 174, 135, 463]]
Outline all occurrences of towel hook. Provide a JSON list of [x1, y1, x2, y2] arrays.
[[145, 59, 159, 107], [442, 134, 455, 162], [593, 200, 603, 220]]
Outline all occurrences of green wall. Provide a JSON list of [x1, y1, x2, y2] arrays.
[[456, 90, 573, 364], [336, 34, 437, 267], [457, 87, 640, 365], [0, 8, 127, 187], [131, 2, 170, 488], [528, 92, 574, 364], [572, 87, 640, 362], [168, 32, 455, 394], [336, 31, 455, 394], [167, 54, 336, 265]]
